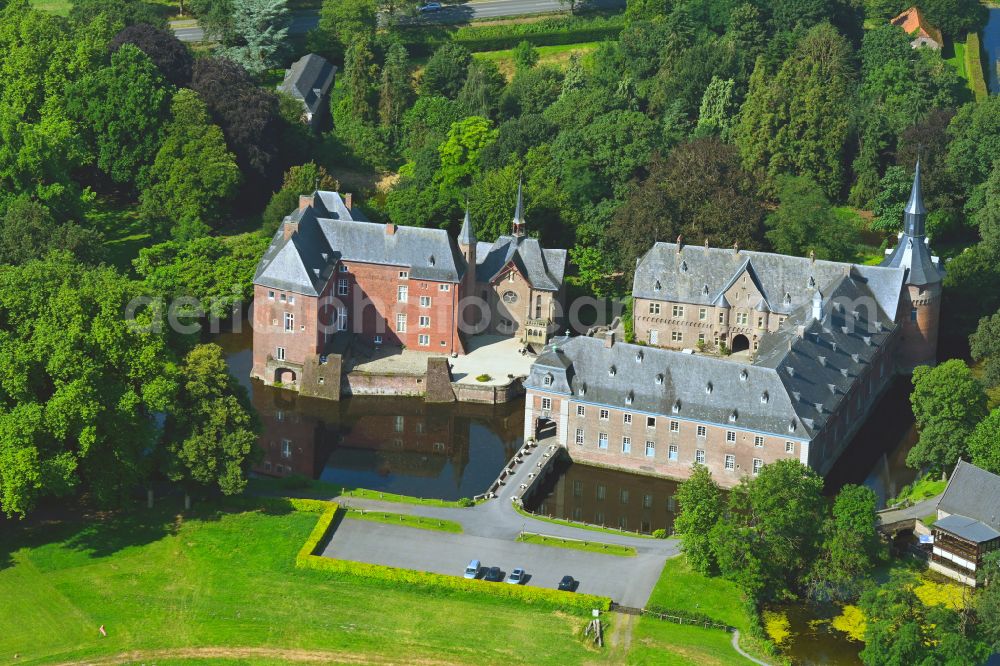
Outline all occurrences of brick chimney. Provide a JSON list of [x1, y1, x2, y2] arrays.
[[385, 223, 396, 236], [283, 218, 299, 241], [343, 192, 353, 210], [604, 330, 615, 348], [298, 194, 313, 210]]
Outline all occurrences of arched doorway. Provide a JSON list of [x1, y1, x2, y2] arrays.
[[731, 334, 750, 353], [275, 368, 297, 385]]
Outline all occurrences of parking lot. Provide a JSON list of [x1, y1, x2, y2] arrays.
[[321, 519, 670, 607]]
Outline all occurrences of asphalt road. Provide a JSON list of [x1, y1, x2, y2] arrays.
[[170, 0, 625, 42]]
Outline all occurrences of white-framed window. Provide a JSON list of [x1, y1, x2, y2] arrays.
[[754, 436, 764, 448], [668, 444, 678, 461], [420, 296, 431, 307], [698, 307, 707, 320], [281, 439, 292, 459], [418, 334, 430, 346], [671, 331, 683, 343], [288, 295, 295, 305], [726, 430, 736, 443], [575, 428, 584, 445], [337, 278, 348, 296], [339, 264, 348, 273], [337, 307, 348, 331], [543, 375, 552, 386], [647, 416, 656, 429], [280, 293, 287, 302], [725, 454, 735, 472], [396, 313, 407, 332], [577, 405, 586, 416], [697, 425, 706, 438], [598, 433, 609, 449], [670, 420, 679, 433], [268, 290, 275, 300], [753, 458, 763, 475], [419, 315, 430, 328], [275, 346, 285, 361], [736, 312, 749, 325], [672, 305, 684, 317], [399, 270, 409, 279], [397, 285, 408, 303], [645, 441, 655, 458], [757, 316, 765, 329], [695, 449, 706, 464], [541, 397, 552, 410], [785, 441, 794, 454], [394, 416, 404, 432], [623, 413, 632, 425], [439, 284, 451, 291], [698, 332, 706, 343], [649, 329, 659, 345], [718, 312, 725, 324], [622, 436, 631, 453], [649, 302, 661, 315], [283, 312, 294, 331], [374, 335, 383, 344], [599, 409, 609, 421]]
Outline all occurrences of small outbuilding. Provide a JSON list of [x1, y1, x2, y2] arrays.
[[277, 53, 337, 130], [930, 459, 1000, 586], [890, 6, 944, 50]]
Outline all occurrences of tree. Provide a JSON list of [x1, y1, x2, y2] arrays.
[[458, 59, 506, 120], [378, 41, 412, 142], [967, 408, 1000, 475], [0, 254, 175, 517], [435, 116, 498, 200], [673, 465, 725, 574], [421, 43, 472, 98], [977, 552, 1000, 652], [162, 344, 259, 496], [343, 37, 378, 122], [918, 0, 987, 38], [694, 76, 736, 139], [734, 24, 856, 197], [500, 65, 564, 117], [140, 89, 242, 239], [261, 162, 340, 235], [808, 484, 883, 602], [310, 0, 377, 61], [65, 43, 173, 187], [766, 175, 858, 261], [870, 166, 914, 232], [110, 23, 194, 87], [218, 0, 291, 77], [907, 360, 988, 475], [0, 197, 105, 266], [69, 0, 166, 28], [513, 40, 539, 72], [970, 310, 1000, 389], [947, 95, 1000, 209], [189, 0, 236, 43]]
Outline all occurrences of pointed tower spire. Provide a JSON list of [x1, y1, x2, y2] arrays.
[[512, 178, 525, 238], [903, 159, 927, 238], [458, 203, 476, 247]]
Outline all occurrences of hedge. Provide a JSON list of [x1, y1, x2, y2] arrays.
[[965, 32, 989, 102], [294, 504, 611, 613], [400, 14, 625, 56]]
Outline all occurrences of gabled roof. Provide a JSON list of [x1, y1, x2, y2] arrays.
[[278, 54, 337, 114], [891, 6, 943, 46], [475, 236, 567, 292], [254, 210, 337, 296], [938, 460, 1000, 538]]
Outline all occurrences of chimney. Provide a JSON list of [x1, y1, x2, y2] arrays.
[[733, 241, 740, 254], [809, 249, 816, 263], [298, 194, 313, 210], [283, 218, 299, 241], [344, 192, 353, 210], [604, 330, 615, 348], [676, 235, 683, 252], [385, 223, 396, 236]]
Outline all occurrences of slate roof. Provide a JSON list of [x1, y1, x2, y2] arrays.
[[881, 162, 945, 286], [633, 243, 906, 319], [934, 514, 1000, 544], [476, 236, 567, 292], [528, 270, 897, 439], [937, 460, 1000, 542], [278, 54, 337, 115]]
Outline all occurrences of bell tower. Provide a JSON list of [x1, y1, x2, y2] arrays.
[[512, 178, 526, 238]]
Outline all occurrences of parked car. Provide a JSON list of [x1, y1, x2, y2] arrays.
[[484, 566, 503, 582], [464, 559, 480, 579], [558, 575, 577, 591], [418, 2, 442, 11], [506, 568, 526, 584]]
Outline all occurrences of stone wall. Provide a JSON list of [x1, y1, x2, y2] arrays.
[[425, 357, 456, 403], [300, 354, 342, 400], [343, 372, 426, 397], [452, 378, 524, 404]]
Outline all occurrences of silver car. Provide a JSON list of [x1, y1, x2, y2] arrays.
[[464, 559, 480, 579], [506, 567, 526, 584]]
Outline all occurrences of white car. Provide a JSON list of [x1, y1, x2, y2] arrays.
[[418, 2, 442, 12], [464, 559, 480, 579], [506, 568, 526, 584]]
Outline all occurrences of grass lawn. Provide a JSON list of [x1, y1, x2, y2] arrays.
[[31, 0, 184, 19], [344, 508, 463, 533], [0, 499, 607, 665], [889, 473, 948, 506], [946, 39, 969, 80], [85, 198, 166, 274], [517, 532, 636, 557], [512, 502, 655, 539], [249, 476, 478, 508], [628, 620, 747, 665], [474, 42, 600, 79]]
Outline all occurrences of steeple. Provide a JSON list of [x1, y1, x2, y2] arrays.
[[458, 204, 476, 247], [512, 178, 526, 238], [903, 159, 927, 238]]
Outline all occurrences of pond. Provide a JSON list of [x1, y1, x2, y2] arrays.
[[983, 8, 1000, 94], [218, 328, 524, 501]]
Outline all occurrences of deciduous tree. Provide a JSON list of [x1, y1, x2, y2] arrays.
[[261, 162, 340, 235], [0, 197, 105, 266], [967, 408, 1000, 476], [673, 464, 725, 574], [766, 175, 858, 260], [110, 23, 194, 87], [970, 310, 1000, 389], [311, 0, 377, 61], [808, 484, 883, 602], [421, 43, 472, 99]]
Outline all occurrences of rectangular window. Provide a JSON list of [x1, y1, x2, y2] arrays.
[[645, 441, 655, 458], [753, 458, 763, 475], [754, 436, 764, 448], [396, 313, 406, 332], [910, 307, 918, 322], [394, 416, 404, 432], [726, 430, 736, 443], [573, 480, 582, 497], [785, 441, 795, 454], [275, 346, 285, 361], [695, 449, 706, 464], [288, 295, 295, 305], [670, 420, 679, 433], [647, 416, 656, 429], [718, 312, 725, 324], [698, 332, 706, 343], [725, 454, 735, 472], [418, 334, 430, 346], [420, 296, 431, 307], [397, 285, 408, 303], [283, 312, 294, 332], [339, 264, 348, 273], [399, 271, 409, 279], [649, 329, 659, 345], [541, 397, 552, 411], [596, 484, 606, 501], [737, 312, 748, 325], [697, 425, 707, 438], [439, 284, 451, 291], [600, 409, 609, 421], [649, 302, 661, 315], [622, 436, 631, 454], [672, 305, 684, 317], [623, 413, 632, 425], [337, 307, 347, 332], [598, 433, 609, 449], [577, 405, 586, 416], [374, 335, 383, 344], [667, 496, 676, 512], [671, 331, 683, 343], [668, 444, 678, 461], [419, 315, 430, 328], [280, 293, 286, 302], [268, 290, 275, 300], [699, 307, 707, 320], [575, 428, 585, 445], [337, 278, 348, 296], [757, 316, 765, 328], [620, 489, 629, 504], [643, 494, 653, 509]]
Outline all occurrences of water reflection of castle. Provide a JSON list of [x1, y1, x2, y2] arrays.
[[250, 380, 523, 483]]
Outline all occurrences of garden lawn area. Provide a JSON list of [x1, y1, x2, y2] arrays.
[[474, 42, 600, 79], [0, 500, 606, 665], [86, 199, 166, 273], [889, 473, 948, 506], [517, 532, 636, 556], [946, 40, 969, 80], [345, 508, 463, 533], [628, 620, 748, 665], [248, 475, 478, 507], [511, 501, 655, 539]]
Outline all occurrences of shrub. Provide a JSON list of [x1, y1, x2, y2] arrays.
[[279, 473, 313, 490], [476, 374, 492, 382], [652, 528, 667, 539], [458, 497, 475, 507], [966, 32, 988, 102]]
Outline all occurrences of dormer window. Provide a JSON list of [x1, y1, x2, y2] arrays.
[[672, 399, 681, 413], [808, 276, 815, 288], [739, 369, 748, 382], [760, 391, 769, 404], [680, 261, 688, 273], [543, 374, 553, 387], [788, 421, 797, 433], [705, 382, 713, 394], [608, 365, 617, 377], [784, 292, 791, 306], [703, 284, 710, 295], [429, 255, 436, 266], [579, 383, 587, 396], [655, 374, 664, 385], [635, 351, 643, 363], [654, 280, 661, 291], [786, 366, 795, 377], [625, 392, 634, 405], [729, 410, 738, 422]]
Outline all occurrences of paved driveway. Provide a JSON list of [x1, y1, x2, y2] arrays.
[[322, 519, 668, 607]]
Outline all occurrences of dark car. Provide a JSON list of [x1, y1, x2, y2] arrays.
[[484, 566, 503, 582], [558, 575, 577, 591]]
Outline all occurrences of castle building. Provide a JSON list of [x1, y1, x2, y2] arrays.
[[251, 187, 566, 388], [524, 165, 943, 487]]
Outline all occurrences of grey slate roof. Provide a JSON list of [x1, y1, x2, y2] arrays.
[[476, 236, 567, 292], [633, 244, 906, 320], [278, 54, 337, 115], [937, 459, 1000, 540], [458, 207, 475, 246], [934, 514, 1000, 544], [881, 161, 945, 286]]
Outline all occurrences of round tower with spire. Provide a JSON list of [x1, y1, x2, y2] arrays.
[[881, 160, 945, 370], [457, 204, 479, 329]]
